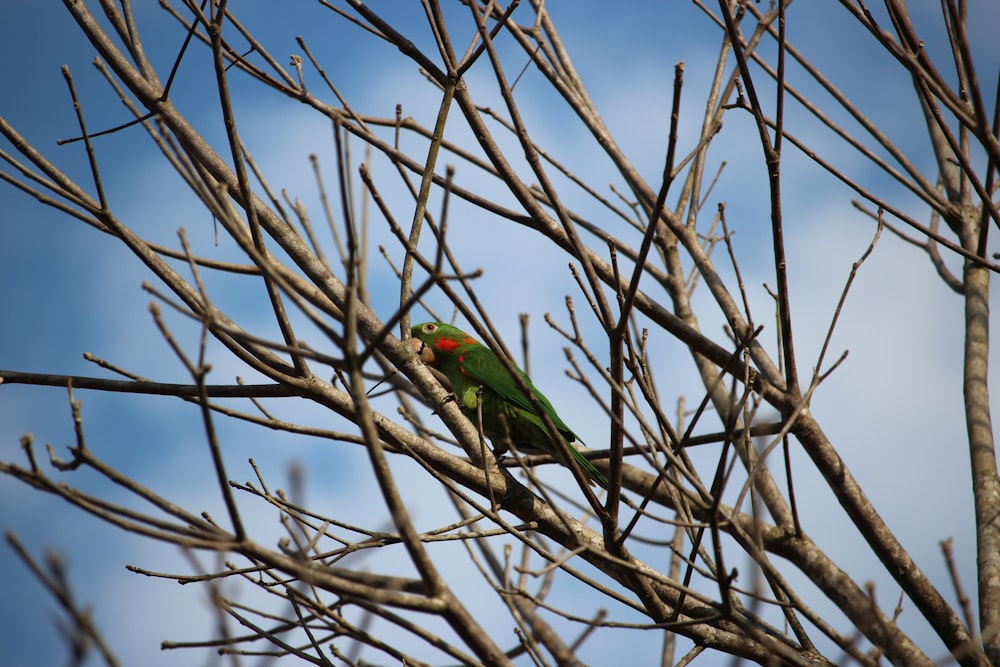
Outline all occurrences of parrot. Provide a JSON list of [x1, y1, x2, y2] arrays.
[[410, 321, 608, 489]]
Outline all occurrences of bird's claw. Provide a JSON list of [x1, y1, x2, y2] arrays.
[[430, 393, 456, 416]]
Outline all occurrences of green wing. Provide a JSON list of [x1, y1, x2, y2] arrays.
[[459, 343, 608, 489], [458, 345, 576, 441]]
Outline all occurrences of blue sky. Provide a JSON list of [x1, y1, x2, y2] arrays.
[[2, 2, 999, 665]]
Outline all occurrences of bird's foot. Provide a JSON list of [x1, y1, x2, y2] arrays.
[[430, 393, 457, 416]]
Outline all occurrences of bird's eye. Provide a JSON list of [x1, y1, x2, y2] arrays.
[[423, 323, 436, 333]]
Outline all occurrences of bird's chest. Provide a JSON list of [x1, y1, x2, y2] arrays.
[[455, 385, 546, 449], [456, 386, 514, 438]]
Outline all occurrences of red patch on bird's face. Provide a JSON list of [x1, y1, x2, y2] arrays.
[[434, 335, 477, 354], [434, 337, 460, 353]]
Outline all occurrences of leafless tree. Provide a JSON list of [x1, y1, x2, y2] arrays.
[[2, 1, 998, 665]]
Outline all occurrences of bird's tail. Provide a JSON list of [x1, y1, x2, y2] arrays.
[[567, 446, 609, 489]]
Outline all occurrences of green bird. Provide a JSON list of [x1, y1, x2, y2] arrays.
[[411, 321, 608, 489]]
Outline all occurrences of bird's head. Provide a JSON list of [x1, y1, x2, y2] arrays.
[[410, 321, 479, 366]]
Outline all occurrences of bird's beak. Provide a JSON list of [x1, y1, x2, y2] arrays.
[[410, 337, 435, 364]]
